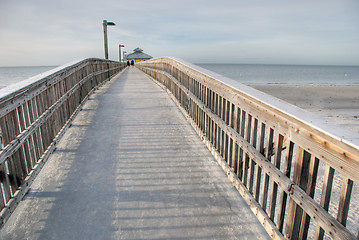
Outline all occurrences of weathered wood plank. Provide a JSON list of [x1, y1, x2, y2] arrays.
[[243, 113, 252, 187], [231, 107, 239, 171], [0, 59, 125, 225], [17, 107, 31, 174], [261, 127, 274, 212], [7, 111, 26, 186], [0, 68, 116, 166], [0, 116, 14, 197], [29, 98, 44, 160], [249, 118, 258, 194], [22, 101, 36, 168], [299, 155, 319, 239], [269, 133, 284, 221], [276, 141, 295, 233], [146, 58, 359, 183], [0, 59, 99, 119], [0, 170, 6, 209], [255, 122, 266, 203], [0, 161, 11, 204], [140, 65, 357, 240], [337, 178, 353, 226], [147, 70, 286, 240]]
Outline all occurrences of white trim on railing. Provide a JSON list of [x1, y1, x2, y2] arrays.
[[152, 57, 359, 149]]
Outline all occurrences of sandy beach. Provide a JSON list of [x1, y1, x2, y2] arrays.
[[1, 84, 358, 133], [252, 85, 359, 133], [250, 85, 359, 236]]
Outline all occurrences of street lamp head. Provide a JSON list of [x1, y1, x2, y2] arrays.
[[119, 44, 125, 47], [107, 22, 116, 26]]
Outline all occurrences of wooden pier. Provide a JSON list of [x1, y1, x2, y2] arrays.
[[0, 57, 358, 239]]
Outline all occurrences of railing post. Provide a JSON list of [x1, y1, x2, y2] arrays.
[[137, 58, 359, 240], [0, 58, 123, 228]]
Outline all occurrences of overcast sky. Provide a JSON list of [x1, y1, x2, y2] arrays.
[[0, 0, 358, 66]]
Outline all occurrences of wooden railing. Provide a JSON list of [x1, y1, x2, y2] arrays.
[[0, 58, 126, 226], [137, 57, 359, 240]]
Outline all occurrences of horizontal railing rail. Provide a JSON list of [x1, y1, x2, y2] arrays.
[[137, 57, 359, 240], [0, 58, 126, 227]]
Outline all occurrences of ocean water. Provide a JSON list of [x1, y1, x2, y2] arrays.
[[1, 64, 358, 88], [0, 66, 57, 88], [197, 64, 359, 86]]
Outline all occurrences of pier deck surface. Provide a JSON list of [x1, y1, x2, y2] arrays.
[[0, 67, 270, 240]]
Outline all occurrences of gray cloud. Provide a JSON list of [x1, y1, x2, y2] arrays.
[[0, 0, 358, 66]]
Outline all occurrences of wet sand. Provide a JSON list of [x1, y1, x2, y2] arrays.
[[252, 85, 359, 133]]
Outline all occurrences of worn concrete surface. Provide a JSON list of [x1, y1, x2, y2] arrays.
[[0, 67, 270, 240]]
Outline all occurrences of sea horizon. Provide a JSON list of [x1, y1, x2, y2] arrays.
[[196, 63, 359, 86], [2, 61, 359, 68], [196, 62, 359, 67], [1, 63, 359, 87]]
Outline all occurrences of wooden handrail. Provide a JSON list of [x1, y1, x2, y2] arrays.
[[137, 57, 359, 240], [0, 58, 126, 227]]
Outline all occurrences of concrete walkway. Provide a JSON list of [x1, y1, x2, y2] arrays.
[[0, 67, 270, 240]]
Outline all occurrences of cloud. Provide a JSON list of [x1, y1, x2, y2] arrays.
[[0, 0, 358, 66]]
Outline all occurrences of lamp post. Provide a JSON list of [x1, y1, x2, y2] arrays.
[[123, 51, 127, 62], [103, 20, 116, 60], [119, 44, 124, 62]]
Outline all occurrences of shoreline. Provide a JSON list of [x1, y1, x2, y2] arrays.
[[1, 84, 358, 133], [251, 85, 359, 133]]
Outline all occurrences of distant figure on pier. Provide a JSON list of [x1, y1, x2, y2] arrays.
[[131, 60, 134, 66], [127, 60, 130, 67]]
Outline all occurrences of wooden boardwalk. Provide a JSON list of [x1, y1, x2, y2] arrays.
[[0, 67, 269, 239]]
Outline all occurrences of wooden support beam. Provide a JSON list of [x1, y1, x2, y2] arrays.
[[139, 65, 358, 240]]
